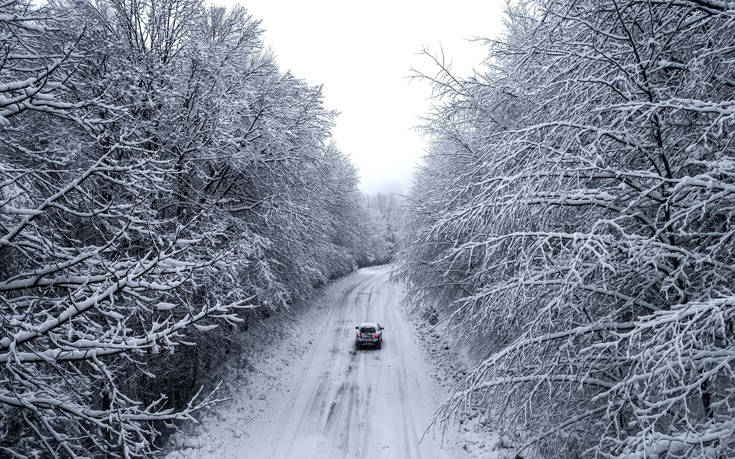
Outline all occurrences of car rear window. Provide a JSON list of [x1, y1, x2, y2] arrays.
[[360, 327, 376, 333]]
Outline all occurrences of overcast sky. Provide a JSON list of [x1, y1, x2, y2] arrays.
[[217, 0, 506, 195]]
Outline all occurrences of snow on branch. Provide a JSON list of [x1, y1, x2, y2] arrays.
[[400, 0, 735, 456]]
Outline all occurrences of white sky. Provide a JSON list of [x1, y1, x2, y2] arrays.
[[217, 0, 506, 195]]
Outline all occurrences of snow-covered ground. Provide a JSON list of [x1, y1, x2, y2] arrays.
[[404, 308, 520, 458], [165, 265, 475, 459]]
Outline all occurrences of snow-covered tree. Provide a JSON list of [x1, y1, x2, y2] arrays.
[[362, 192, 403, 264], [1, 1, 377, 456], [401, 0, 735, 456]]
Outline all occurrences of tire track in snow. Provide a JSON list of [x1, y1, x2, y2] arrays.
[[277, 273, 376, 458], [170, 266, 471, 459]]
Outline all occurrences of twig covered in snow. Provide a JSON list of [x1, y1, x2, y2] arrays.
[[0, 0, 382, 456], [400, 0, 735, 456]]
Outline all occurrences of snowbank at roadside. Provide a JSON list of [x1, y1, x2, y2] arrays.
[[162, 274, 348, 458], [398, 297, 520, 459]]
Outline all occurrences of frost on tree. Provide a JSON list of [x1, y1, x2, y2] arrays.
[[0, 2, 243, 457], [401, 0, 735, 456], [0, 0, 375, 456]]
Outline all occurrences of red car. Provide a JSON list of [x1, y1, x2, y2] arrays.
[[355, 322, 384, 349]]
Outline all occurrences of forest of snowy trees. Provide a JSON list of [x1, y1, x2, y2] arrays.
[[0, 0, 395, 456], [363, 192, 404, 264], [400, 0, 735, 457], [4, 0, 735, 457]]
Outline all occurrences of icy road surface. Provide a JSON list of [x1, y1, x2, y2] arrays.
[[170, 265, 468, 459]]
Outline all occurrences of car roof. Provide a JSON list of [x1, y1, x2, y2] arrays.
[[358, 322, 379, 328]]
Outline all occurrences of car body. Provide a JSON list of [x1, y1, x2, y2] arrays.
[[355, 322, 383, 349]]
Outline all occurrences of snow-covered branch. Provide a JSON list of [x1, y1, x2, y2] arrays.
[[401, 0, 735, 456]]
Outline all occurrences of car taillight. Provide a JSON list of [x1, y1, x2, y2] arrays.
[[375, 334, 380, 338], [356, 333, 361, 338]]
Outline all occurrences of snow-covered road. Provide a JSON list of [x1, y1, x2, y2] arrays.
[[169, 265, 468, 459]]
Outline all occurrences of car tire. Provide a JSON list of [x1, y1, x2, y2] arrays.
[[377, 342, 382, 349]]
